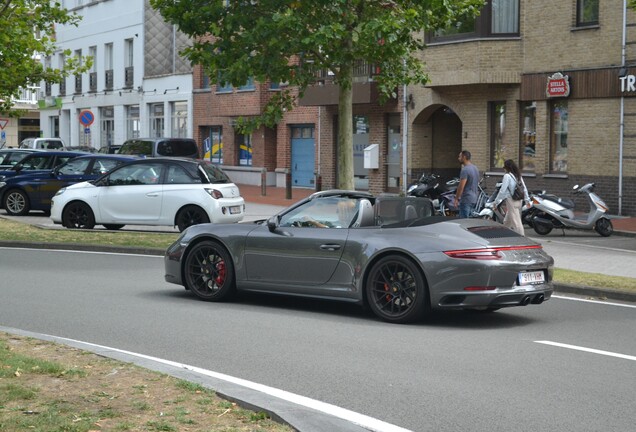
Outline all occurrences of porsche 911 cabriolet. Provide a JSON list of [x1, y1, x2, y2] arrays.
[[164, 190, 554, 323]]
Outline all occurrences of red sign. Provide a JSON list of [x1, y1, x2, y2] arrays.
[[546, 72, 570, 98]]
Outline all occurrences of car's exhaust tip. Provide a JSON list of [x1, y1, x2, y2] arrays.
[[531, 294, 545, 304], [520, 295, 532, 306]]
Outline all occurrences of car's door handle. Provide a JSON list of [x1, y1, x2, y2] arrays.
[[146, 192, 159, 197], [320, 244, 342, 251]]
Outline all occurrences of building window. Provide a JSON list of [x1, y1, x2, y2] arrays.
[[490, 102, 508, 169], [216, 71, 232, 93], [550, 100, 568, 173], [149, 103, 164, 137], [204, 126, 223, 164], [520, 102, 536, 173], [126, 105, 140, 139], [238, 77, 255, 91], [171, 102, 188, 138], [431, 0, 519, 41], [100, 106, 115, 149], [104, 43, 113, 90], [577, 0, 599, 26], [238, 134, 252, 166], [124, 38, 134, 88]]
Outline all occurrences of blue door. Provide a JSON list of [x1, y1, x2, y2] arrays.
[[290, 126, 315, 187]]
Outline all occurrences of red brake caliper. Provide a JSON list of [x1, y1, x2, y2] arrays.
[[215, 260, 226, 286]]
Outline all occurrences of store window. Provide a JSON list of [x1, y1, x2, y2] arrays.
[[550, 100, 568, 173], [490, 102, 509, 169], [577, 0, 599, 27], [238, 134, 252, 166], [520, 102, 537, 172], [126, 105, 140, 139], [149, 103, 164, 137], [204, 126, 223, 164], [171, 101, 188, 138], [353, 116, 369, 190]]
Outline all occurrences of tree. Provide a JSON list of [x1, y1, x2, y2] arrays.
[[0, 0, 89, 114], [150, 0, 483, 189]]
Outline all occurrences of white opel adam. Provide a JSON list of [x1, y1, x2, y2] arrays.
[[50, 158, 244, 231]]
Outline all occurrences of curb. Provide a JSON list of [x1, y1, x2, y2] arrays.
[[553, 283, 636, 303]]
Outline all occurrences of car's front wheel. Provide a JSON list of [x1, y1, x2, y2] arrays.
[[365, 255, 428, 324], [184, 240, 235, 301], [176, 205, 210, 232], [4, 189, 30, 216], [62, 201, 95, 229]]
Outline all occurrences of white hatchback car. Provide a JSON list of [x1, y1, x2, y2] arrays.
[[50, 158, 244, 231]]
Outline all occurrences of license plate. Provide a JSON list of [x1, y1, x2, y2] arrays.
[[229, 205, 242, 215], [519, 271, 545, 285]]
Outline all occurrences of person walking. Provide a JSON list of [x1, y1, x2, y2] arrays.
[[454, 150, 480, 218], [494, 159, 529, 235]]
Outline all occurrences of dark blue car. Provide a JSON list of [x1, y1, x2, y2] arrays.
[[0, 150, 88, 181], [0, 154, 137, 216]]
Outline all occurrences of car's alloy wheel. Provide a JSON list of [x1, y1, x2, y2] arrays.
[[103, 224, 125, 230], [4, 189, 30, 216], [184, 240, 235, 301], [365, 255, 428, 323], [62, 202, 95, 229], [595, 218, 613, 237], [176, 206, 210, 232]]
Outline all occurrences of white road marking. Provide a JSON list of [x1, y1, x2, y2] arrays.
[[0, 246, 162, 258], [552, 295, 636, 309], [535, 341, 636, 362], [34, 334, 412, 432]]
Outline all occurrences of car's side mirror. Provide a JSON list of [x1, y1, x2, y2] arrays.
[[267, 215, 279, 232]]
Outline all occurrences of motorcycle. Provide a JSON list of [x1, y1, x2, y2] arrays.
[[529, 183, 613, 237], [407, 173, 459, 215], [476, 179, 505, 222]]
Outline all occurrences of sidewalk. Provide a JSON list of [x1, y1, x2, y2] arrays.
[[238, 184, 636, 236]]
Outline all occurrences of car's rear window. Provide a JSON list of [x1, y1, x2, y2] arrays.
[[157, 140, 198, 158], [119, 140, 153, 156], [199, 161, 231, 183]]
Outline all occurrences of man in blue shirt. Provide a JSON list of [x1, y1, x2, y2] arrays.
[[454, 150, 480, 218]]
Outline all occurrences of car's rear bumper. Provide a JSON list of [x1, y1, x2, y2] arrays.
[[434, 283, 553, 309]]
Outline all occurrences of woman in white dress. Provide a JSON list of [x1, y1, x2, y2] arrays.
[[494, 159, 529, 235]]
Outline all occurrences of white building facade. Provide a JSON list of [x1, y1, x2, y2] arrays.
[[40, 0, 193, 150]]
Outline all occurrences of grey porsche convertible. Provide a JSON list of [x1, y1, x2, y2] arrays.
[[164, 190, 553, 323]]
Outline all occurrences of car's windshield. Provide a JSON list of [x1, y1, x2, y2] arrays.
[[199, 162, 230, 183], [119, 140, 153, 156], [279, 197, 359, 228]]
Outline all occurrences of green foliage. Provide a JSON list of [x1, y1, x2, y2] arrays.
[[0, 0, 91, 114]]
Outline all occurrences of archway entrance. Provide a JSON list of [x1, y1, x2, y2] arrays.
[[411, 105, 462, 181]]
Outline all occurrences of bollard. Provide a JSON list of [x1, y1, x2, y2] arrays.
[[260, 168, 267, 196], [315, 174, 322, 192], [285, 169, 292, 199]]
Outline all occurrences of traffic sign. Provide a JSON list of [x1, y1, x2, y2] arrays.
[[0, 118, 8, 129], [79, 110, 95, 127]]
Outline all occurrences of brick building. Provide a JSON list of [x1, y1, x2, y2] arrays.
[[193, 0, 636, 216]]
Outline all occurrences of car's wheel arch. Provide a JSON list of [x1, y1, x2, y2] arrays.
[[360, 249, 430, 311], [62, 199, 96, 218]]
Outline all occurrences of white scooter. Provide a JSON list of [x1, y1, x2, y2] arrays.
[[529, 183, 613, 237]]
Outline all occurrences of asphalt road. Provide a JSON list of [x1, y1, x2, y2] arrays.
[[1, 247, 634, 432]]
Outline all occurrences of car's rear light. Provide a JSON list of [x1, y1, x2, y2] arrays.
[[205, 188, 224, 199], [444, 245, 541, 260]]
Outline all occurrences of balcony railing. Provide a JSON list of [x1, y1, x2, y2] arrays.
[[89, 72, 97, 92], [124, 66, 134, 88], [311, 61, 379, 84], [105, 69, 113, 90], [15, 87, 39, 104]]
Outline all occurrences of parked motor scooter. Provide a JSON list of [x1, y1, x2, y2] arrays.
[[476, 179, 505, 222], [530, 183, 613, 236], [407, 173, 459, 215]]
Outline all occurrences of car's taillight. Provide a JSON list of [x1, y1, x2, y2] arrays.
[[444, 245, 541, 260], [205, 188, 224, 199]]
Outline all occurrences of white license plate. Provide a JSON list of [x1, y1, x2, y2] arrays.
[[519, 271, 545, 285], [229, 206, 242, 214]]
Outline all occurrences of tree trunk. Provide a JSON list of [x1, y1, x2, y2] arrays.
[[337, 62, 354, 190]]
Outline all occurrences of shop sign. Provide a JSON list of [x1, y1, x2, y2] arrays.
[[619, 74, 636, 92], [546, 72, 570, 98]]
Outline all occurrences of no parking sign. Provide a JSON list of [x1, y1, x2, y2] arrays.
[[79, 110, 95, 127]]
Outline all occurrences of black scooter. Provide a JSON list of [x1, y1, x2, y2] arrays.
[[407, 173, 459, 215]]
